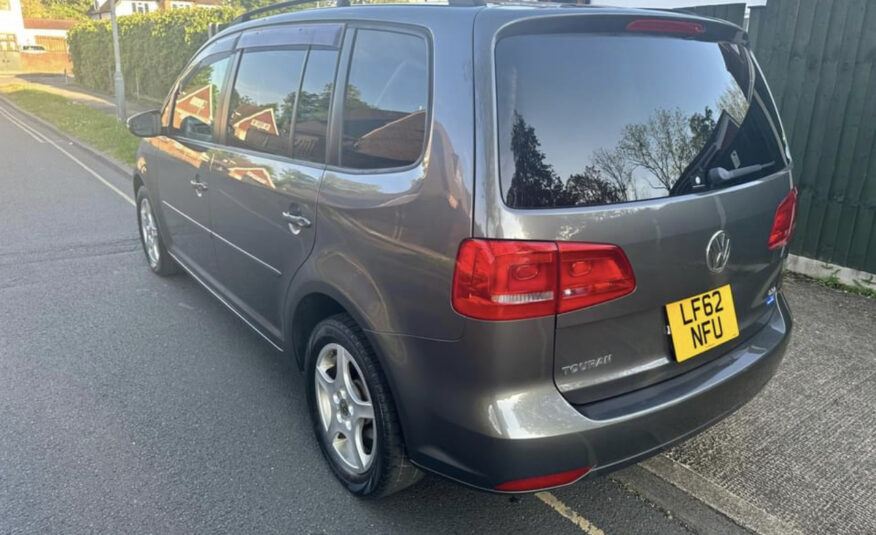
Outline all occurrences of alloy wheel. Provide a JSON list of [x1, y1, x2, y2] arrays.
[[139, 197, 160, 268], [314, 343, 376, 474]]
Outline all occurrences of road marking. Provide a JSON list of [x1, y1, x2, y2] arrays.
[[535, 491, 606, 535], [0, 104, 47, 143], [0, 101, 135, 207]]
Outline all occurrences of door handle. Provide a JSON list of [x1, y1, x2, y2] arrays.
[[282, 211, 312, 235], [189, 176, 207, 197]]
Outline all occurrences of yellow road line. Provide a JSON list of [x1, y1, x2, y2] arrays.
[[536, 491, 607, 535]]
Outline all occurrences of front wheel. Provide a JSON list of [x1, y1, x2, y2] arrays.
[[305, 314, 423, 498], [136, 186, 177, 276]]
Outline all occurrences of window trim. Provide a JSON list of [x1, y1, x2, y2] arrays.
[[326, 22, 434, 175]]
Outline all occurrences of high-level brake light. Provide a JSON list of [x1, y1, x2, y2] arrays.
[[626, 19, 705, 35]]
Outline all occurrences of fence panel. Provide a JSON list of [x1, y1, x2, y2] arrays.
[[687, 3, 746, 27]]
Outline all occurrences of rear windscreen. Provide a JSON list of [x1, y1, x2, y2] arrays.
[[496, 32, 788, 209]]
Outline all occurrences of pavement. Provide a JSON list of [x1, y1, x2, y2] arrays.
[[0, 92, 874, 534], [663, 272, 876, 534], [0, 73, 150, 116]]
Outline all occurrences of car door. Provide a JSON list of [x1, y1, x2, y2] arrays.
[[155, 48, 233, 281], [207, 23, 343, 341]]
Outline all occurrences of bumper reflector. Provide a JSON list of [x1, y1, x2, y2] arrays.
[[494, 467, 591, 492]]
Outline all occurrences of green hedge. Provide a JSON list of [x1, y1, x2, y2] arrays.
[[68, 8, 238, 102]]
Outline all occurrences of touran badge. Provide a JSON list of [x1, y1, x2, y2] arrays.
[[706, 231, 731, 273]]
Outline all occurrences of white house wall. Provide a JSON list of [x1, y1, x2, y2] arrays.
[[0, 0, 25, 48]]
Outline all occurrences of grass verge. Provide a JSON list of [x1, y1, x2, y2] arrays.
[[0, 84, 139, 166], [786, 270, 876, 298]]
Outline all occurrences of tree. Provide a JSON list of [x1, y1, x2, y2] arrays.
[[689, 106, 717, 151], [562, 167, 627, 206], [23, 0, 93, 20], [21, 0, 44, 18], [506, 112, 564, 208], [718, 84, 749, 125], [593, 146, 637, 201], [223, 0, 277, 9], [617, 107, 707, 192]]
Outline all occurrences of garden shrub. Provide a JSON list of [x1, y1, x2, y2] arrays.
[[68, 7, 238, 102]]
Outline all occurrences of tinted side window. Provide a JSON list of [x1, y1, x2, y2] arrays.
[[227, 49, 306, 157], [293, 49, 338, 164], [171, 55, 231, 142], [341, 29, 428, 170]]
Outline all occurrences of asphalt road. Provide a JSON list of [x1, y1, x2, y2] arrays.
[[0, 101, 721, 534]]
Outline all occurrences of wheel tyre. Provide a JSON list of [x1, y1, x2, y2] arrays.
[[136, 186, 178, 277], [305, 313, 423, 498]]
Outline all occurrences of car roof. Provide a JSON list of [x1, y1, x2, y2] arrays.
[[206, 2, 741, 55], [213, 2, 725, 37]]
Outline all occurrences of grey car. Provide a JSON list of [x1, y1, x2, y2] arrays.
[[127, 0, 795, 497]]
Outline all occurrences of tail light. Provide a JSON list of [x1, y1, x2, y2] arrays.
[[452, 239, 636, 321], [626, 19, 705, 35], [768, 187, 798, 250], [495, 467, 591, 492], [557, 243, 636, 313]]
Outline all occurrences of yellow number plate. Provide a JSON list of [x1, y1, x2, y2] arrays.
[[665, 284, 740, 362]]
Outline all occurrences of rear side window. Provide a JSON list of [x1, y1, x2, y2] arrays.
[[172, 54, 231, 142], [496, 33, 787, 209], [227, 49, 306, 157], [341, 29, 429, 170], [293, 49, 339, 164]]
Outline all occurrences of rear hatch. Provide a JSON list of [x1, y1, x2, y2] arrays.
[[488, 11, 793, 405]]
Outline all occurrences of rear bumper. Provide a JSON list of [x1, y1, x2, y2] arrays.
[[367, 293, 792, 492]]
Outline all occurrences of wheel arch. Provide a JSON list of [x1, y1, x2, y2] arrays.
[[285, 281, 416, 453]]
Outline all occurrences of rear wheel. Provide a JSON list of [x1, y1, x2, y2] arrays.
[[136, 186, 177, 276], [305, 314, 422, 498]]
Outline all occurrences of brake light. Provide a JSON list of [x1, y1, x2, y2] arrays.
[[626, 19, 705, 35], [452, 240, 636, 321], [495, 467, 591, 492], [768, 187, 798, 250], [452, 240, 556, 321]]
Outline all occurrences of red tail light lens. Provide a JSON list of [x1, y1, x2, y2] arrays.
[[452, 240, 636, 321], [557, 243, 636, 313], [768, 187, 798, 250], [626, 19, 705, 35], [495, 467, 591, 492], [452, 240, 556, 321]]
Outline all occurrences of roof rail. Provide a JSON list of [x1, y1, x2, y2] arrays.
[[230, 0, 485, 26], [231, 0, 338, 25]]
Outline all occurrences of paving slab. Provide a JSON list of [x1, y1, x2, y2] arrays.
[[664, 276, 876, 534]]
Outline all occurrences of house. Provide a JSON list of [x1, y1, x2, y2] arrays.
[[22, 18, 76, 51], [0, 0, 24, 71], [89, 0, 221, 20]]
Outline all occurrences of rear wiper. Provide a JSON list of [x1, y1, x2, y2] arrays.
[[707, 161, 775, 184]]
